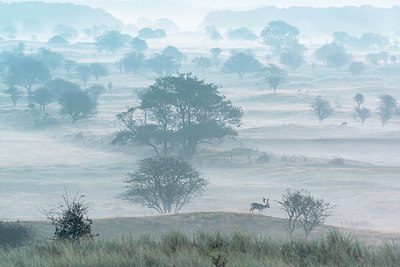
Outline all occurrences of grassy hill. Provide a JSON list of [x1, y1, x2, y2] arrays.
[[21, 212, 400, 245]]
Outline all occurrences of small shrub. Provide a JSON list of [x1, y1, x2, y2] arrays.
[[256, 152, 271, 164], [43, 193, 95, 243], [329, 157, 345, 165]]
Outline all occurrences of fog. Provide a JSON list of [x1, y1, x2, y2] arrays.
[[0, 0, 399, 243]]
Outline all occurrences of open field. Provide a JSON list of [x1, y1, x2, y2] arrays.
[[0, 36, 399, 235]]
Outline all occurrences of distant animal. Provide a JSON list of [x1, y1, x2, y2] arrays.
[[250, 197, 270, 214], [339, 122, 348, 127]]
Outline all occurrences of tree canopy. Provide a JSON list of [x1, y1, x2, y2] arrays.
[[113, 73, 243, 160], [221, 52, 262, 78]]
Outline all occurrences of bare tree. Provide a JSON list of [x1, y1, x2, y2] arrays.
[[355, 107, 371, 125], [119, 156, 208, 214], [311, 96, 334, 123], [279, 189, 335, 238], [298, 192, 335, 238], [278, 190, 303, 237]]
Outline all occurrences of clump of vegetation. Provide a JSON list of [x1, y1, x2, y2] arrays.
[[256, 152, 271, 164], [329, 157, 345, 165], [0, 221, 33, 248], [0, 230, 399, 266], [279, 189, 335, 237], [43, 192, 95, 243]]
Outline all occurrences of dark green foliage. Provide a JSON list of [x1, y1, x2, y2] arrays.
[[378, 95, 397, 127], [0, 221, 33, 248], [311, 96, 334, 123], [59, 89, 97, 123], [95, 30, 125, 53], [44, 194, 94, 243], [221, 52, 262, 78], [113, 73, 242, 160], [119, 157, 208, 214]]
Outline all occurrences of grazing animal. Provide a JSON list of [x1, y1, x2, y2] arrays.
[[339, 122, 348, 127], [250, 197, 270, 214]]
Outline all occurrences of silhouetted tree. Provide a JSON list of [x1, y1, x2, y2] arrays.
[[314, 43, 345, 64], [260, 20, 299, 54], [349, 61, 366, 76], [162, 46, 186, 64], [33, 87, 53, 111], [280, 48, 306, 70], [259, 64, 287, 94], [355, 107, 371, 125], [192, 56, 212, 73], [204, 25, 223, 41], [278, 190, 304, 237], [356, 33, 389, 49], [95, 30, 125, 53], [89, 63, 108, 80], [77, 64, 92, 87], [378, 95, 397, 127], [59, 89, 97, 123], [221, 52, 262, 78], [47, 35, 69, 45], [311, 96, 334, 123], [130, 37, 148, 53], [113, 73, 243, 160], [120, 52, 145, 74], [46, 78, 80, 100], [146, 55, 178, 76], [353, 93, 364, 110], [332, 31, 356, 48], [210, 48, 222, 67], [228, 27, 257, 41], [86, 84, 106, 100], [63, 59, 76, 75], [35, 48, 64, 71], [6, 57, 51, 104], [119, 156, 208, 214], [4, 86, 23, 107], [326, 52, 352, 70], [137, 28, 166, 40]]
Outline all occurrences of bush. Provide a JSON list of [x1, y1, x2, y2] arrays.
[[0, 221, 33, 248], [43, 193, 95, 243], [256, 153, 271, 164]]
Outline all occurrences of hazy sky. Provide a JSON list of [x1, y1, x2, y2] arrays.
[[1, 0, 400, 30]]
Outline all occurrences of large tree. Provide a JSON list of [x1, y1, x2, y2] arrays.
[[119, 156, 208, 214], [378, 95, 397, 127], [311, 96, 334, 123], [6, 56, 51, 104], [59, 89, 97, 123], [95, 30, 125, 53], [221, 52, 262, 79], [260, 20, 300, 54], [113, 73, 243, 160]]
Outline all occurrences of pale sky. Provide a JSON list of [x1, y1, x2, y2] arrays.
[[1, 0, 400, 30]]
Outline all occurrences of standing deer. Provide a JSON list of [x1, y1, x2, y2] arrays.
[[250, 197, 270, 214]]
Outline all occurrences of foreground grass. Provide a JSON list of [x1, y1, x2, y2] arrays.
[[1, 230, 399, 266]]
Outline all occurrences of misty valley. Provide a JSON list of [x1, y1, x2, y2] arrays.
[[0, 1, 399, 266]]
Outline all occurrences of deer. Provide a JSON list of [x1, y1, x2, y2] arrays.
[[250, 197, 270, 214]]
